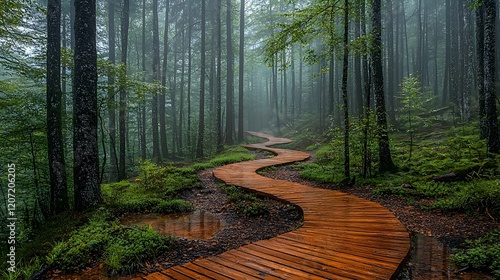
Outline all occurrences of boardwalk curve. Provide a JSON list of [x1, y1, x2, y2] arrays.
[[142, 132, 410, 279]]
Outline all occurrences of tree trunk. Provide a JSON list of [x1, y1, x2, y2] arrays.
[[196, 0, 206, 158], [216, 0, 223, 152], [225, 0, 235, 144], [342, 0, 350, 179], [160, 0, 170, 159], [118, 0, 129, 179], [484, 0, 500, 154], [108, 0, 119, 179], [477, 4, 487, 139], [140, 0, 147, 159], [151, 0, 161, 162], [47, 0, 68, 214], [372, 0, 396, 173], [238, 0, 244, 142], [73, 0, 102, 211]]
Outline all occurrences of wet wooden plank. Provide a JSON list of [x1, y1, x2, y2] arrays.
[[142, 132, 410, 279]]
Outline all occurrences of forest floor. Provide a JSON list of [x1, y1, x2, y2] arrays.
[[43, 150, 303, 279], [43, 148, 498, 279]]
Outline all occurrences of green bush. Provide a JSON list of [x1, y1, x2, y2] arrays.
[[139, 161, 201, 196], [112, 198, 193, 215], [452, 230, 500, 278], [223, 186, 257, 202], [237, 201, 269, 217], [47, 213, 175, 275], [431, 180, 500, 217]]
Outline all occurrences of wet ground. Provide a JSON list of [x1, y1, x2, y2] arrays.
[[401, 233, 492, 279], [121, 209, 225, 240]]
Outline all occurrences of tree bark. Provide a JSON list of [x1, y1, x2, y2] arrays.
[[342, 0, 350, 179], [238, 0, 244, 142], [160, 0, 170, 159], [151, 0, 161, 162], [74, 0, 102, 211], [47, 0, 68, 214], [484, 0, 500, 154], [118, 0, 129, 179], [477, 4, 487, 139], [225, 0, 235, 144], [196, 0, 206, 158], [372, 0, 396, 173]]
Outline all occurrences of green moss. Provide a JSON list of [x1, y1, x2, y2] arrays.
[[47, 212, 175, 276]]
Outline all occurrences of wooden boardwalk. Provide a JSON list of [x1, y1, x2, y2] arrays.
[[141, 132, 410, 279]]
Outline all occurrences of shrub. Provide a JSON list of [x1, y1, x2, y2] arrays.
[[452, 230, 500, 278], [47, 212, 176, 276]]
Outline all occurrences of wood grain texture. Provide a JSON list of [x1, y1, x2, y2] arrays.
[[140, 132, 410, 279]]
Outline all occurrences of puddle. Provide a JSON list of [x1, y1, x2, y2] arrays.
[[121, 209, 225, 240], [401, 233, 492, 280]]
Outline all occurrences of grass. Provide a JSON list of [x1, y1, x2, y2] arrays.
[[222, 186, 269, 217]]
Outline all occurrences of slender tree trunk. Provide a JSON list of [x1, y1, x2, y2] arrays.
[[47, 0, 68, 213], [196, 0, 206, 158], [187, 0, 193, 149], [108, 0, 119, 178], [74, 0, 102, 211], [151, 0, 160, 162], [342, 0, 350, 179], [372, 0, 396, 173], [386, 0, 395, 124], [159, 0, 170, 159], [225, 0, 235, 144], [477, 4, 487, 139], [216, 0, 223, 152], [354, 3, 362, 118], [140, 0, 147, 159], [118, 0, 129, 179], [484, 0, 499, 154], [238, 0, 244, 142]]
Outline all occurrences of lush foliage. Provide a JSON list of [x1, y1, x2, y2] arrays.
[[452, 230, 500, 278], [47, 213, 175, 275]]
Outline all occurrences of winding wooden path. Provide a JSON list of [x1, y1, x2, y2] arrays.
[[141, 132, 410, 279]]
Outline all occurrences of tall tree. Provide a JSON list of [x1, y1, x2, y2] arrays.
[[372, 0, 396, 172], [151, 0, 161, 162], [216, 0, 223, 152], [484, 0, 499, 154], [341, 0, 350, 179], [118, 0, 129, 179], [140, 0, 147, 159], [238, 0, 245, 142], [196, 0, 206, 158], [477, 2, 487, 139], [73, 0, 102, 211], [47, 0, 68, 214], [107, 0, 118, 180], [160, 0, 170, 159], [225, 0, 235, 144]]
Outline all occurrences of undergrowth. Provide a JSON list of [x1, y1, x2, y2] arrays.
[[5, 144, 257, 279], [222, 186, 269, 217], [452, 230, 500, 278], [46, 212, 175, 276]]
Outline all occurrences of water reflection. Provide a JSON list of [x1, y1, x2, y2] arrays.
[[121, 209, 225, 240], [404, 233, 492, 280]]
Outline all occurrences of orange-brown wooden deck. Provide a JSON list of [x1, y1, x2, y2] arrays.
[[141, 132, 410, 279]]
